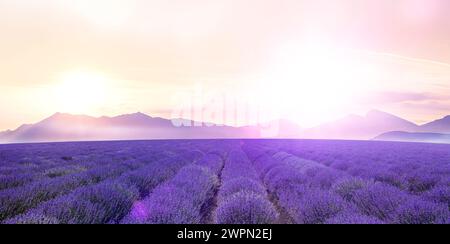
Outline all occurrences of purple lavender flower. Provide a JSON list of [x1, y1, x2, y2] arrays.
[[325, 212, 384, 224], [215, 192, 279, 224], [34, 181, 139, 224], [406, 173, 441, 194], [4, 212, 60, 224], [424, 185, 450, 209], [395, 199, 449, 224], [352, 182, 408, 221], [332, 177, 374, 202], [122, 164, 220, 224], [219, 177, 267, 201], [264, 165, 308, 193], [195, 153, 224, 175], [131, 186, 200, 224], [288, 188, 346, 224]]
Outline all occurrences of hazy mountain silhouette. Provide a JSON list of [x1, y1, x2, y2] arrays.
[[374, 131, 450, 144], [0, 112, 261, 143], [1, 110, 450, 143], [372, 114, 450, 143], [303, 110, 419, 140], [419, 115, 450, 133]]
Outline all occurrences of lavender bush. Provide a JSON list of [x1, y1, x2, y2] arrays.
[[215, 149, 279, 224], [4, 212, 60, 224], [424, 185, 450, 209], [125, 186, 199, 224], [351, 182, 408, 221], [394, 199, 449, 224], [215, 192, 278, 224], [122, 162, 221, 224], [218, 177, 267, 201], [325, 212, 384, 224]]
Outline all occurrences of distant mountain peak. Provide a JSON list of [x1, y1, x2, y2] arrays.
[[48, 112, 91, 119], [41, 113, 94, 124], [420, 114, 450, 133], [367, 110, 417, 125], [113, 112, 151, 119], [366, 109, 385, 115], [130, 111, 146, 116], [49, 112, 65, 118], [303, 109, 418, 140], [366, 109, 398, 119], [51, 112, 80, 117]]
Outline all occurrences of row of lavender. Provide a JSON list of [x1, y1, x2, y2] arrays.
[[215, 150, 279, 224], [242, 140, 450, 224], [120, 152, 225, 224], [0, 141, 168, 191], [0, 140, 227, 223], [269, 140, 449, 193], [266, 140, 450, 210], [120, 146, 280, 224]]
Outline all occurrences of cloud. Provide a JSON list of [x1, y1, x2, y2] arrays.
[[402, 101, 450, 112]]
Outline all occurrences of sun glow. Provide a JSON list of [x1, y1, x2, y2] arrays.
[[53, 71, 110, 114], [259, 42, 375, 127]]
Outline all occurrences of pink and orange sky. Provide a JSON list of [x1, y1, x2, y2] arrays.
[[1, 0, 450, 130]]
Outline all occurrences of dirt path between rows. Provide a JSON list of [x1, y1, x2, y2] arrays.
[[268, 192, 295, 224], [240, 142, 295, 224], [200, 154, 227, 224]]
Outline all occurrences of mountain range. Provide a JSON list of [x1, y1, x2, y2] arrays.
[[303, 110, 419, 140], [0, 112, 261, 143], [0, 110, 449, 144]]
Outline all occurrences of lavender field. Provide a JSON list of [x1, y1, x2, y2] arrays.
[[0, 139, 449, 224]]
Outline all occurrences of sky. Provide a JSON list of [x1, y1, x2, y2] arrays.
[[1, 0, 450, 130]]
